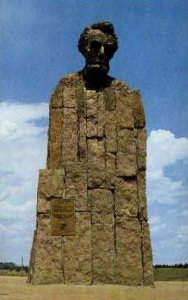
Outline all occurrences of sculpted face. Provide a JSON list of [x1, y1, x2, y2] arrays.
[[84, 29, 117, 75]]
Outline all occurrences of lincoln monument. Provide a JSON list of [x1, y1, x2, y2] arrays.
[[28, 21, 154, 285]]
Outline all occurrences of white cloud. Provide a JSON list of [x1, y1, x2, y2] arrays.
[[0, 101, 48, 263], [147, 129, 188, 263], [0, 101, 48, 139], [147, 129, 188, 204], [0, 101, 48, 175], [147, 129, 188, 179]]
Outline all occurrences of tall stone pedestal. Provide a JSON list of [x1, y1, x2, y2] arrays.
[[28, 72, 153, 285]]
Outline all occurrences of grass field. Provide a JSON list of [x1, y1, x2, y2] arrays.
[[0, 276, 188, 300], [154, 267, 188, 281], [0, 269, 28, 276], [1, 267, 188, 281]]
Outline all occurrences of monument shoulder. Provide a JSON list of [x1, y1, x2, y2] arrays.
[[111, 78, 131, 93], [111, 78, 146, 128], [49, 72, 82, 108], [60, 72, 82, 87]]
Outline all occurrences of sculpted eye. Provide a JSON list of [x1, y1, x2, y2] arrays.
[[90, 40, 101, 52], [104, 43, 115, 57]]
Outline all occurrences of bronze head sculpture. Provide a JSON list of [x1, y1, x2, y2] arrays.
[[78, 22, 118, 87]]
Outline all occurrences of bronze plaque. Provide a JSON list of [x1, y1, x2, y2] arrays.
[[51, 198, 75, 236]]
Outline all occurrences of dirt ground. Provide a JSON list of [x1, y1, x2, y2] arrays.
[[0, 276, 188, 300]]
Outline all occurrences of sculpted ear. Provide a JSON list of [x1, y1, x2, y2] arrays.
[[78, 27, 91, 57]]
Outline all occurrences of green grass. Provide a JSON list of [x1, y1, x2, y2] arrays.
[[1, 268, 188, 281], [0, 269, 28, 276], [154, 267, 188, 281]]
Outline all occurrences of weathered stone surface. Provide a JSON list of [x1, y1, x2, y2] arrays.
[[132, 90, 145, 128], [141, 221, 154, 286], [92, 224, 114, 284], [115, 178, 138, 217], [87, 117, 98, 137], [63, 87, 77, 108], [63, 212, 92, 284], [116, 152, 137, 177], [104, 87, 116, 111], [87, 138, 106, 188], [85, 92, 105, 138], [85, 90, 98, 117], [31, 236, 64, 284], [36, 213, 51, 236], [105, 111, 117, 153], [116, 126, 137, 177], [29, 215, 64, 284], [137, 128, 147, 170], [137, 171, 148, 220], [88, 168, 106, 188], [116, 91, 134, 130], [118, 129, 136, 154], [78, 117, 87, 161], [37, 197, 51, 214], [77, 84, 86, 116], [38, 169, 65, 198], [88, 189, 113, 224], [37, 169, 65, 213], [97, 92, 105, 137], [50, 80, 63, 108], [62, 108, 78, 162], [47, 108, 63, 168], [64, 162, 88, 211], [105, 152, 116, 187], [87, 138, 105, 167], [115, 216, 143, 285]]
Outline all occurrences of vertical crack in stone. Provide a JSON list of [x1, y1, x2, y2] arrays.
[[104, 131, 107, 186], [60, 90, 64, 167], [64, 165, 67, 199], [77, 84, 85, 162], [114, 91, 118, 170], [61, 237, 65, 284], [77, 109, 81, 162], [61, 105, 65, 165]]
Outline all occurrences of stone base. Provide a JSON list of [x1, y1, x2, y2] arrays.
[[28, 168, 153, 286]]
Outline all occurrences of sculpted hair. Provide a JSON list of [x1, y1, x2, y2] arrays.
[[78, 21, 118, 57]]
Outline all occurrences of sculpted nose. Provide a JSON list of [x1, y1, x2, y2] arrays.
[[100, 45, 104, 54]]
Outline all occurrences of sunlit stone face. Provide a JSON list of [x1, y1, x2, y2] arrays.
[[84, 29, 116, 75]]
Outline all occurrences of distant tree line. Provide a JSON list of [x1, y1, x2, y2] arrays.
[[0, 262, 29, 272], [1, 262, 188, 272], [154, 263, 188, 268]]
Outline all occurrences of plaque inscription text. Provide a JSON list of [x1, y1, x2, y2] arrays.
[[51, 198, 75, 236]]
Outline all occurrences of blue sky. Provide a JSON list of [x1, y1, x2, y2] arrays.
[[1, 0, 188, 265]]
